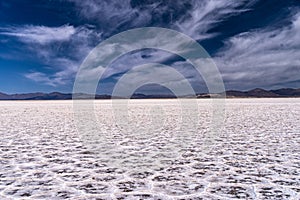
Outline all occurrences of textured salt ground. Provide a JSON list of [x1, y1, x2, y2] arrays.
[[0, 99, 299, 200]]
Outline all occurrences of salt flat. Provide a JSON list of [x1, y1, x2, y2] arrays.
[[0, 99, 299, 199]]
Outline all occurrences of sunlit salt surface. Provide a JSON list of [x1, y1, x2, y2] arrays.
[[0, 99, 299, 199]]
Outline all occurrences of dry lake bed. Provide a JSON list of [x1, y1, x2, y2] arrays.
[[0, 99, 299, 199]]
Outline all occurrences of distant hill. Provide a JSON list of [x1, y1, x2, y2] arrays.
[[0, 92, 113, 100], [270, 88, 300, 97], [225, 88, 300, 98], [131, 93, 177, 99], [0, 92, 9, 99], [0, 92, 69, 100], [226, 88, 279, 98], [0, 88, 300, 100]]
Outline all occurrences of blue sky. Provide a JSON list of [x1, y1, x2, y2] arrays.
[[0, 0, 299, 94]]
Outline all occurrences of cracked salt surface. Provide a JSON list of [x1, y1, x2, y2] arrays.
[[0, 99, 299, 199]]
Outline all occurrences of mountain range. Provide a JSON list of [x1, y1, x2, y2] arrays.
[[0, 88, 300, 100]]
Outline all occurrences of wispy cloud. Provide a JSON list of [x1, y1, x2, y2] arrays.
[[68, 0, 257, 40], [6, 0, 259, 89], [2, 1, 298, 92], [173, 0, 258, 40], [0, 24, 102, 86], [0, 25, 76, 44], [215, 13, 300, 89], [68, 0, 140, 36], [24, 72, 59, 87], [24, 58, 80, 87]]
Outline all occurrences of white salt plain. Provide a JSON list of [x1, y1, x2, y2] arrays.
[[0, 99, 299, 199]]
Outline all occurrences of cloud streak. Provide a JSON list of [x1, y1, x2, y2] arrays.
[[1, 1, 260, 89], [0, 25, 76, 44], [1, 0, 299, 92], [173, 0, 258, 40], [0, 24, 102, 87], [24, 58, 80, 87], [215, 12, 300, 89], [69, 0, 257, 40]]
